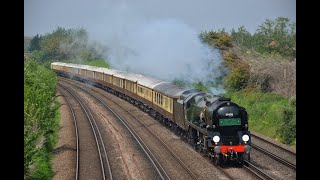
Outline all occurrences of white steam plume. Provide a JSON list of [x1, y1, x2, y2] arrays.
[[89, 2, 227, 94]]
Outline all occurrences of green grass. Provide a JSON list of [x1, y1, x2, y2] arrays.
[[224, 88, 296, 146], [83, 59, 110, 68]]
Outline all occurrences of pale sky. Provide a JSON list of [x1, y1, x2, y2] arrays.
[[24, 0, 296, 37], [24, 0, 296, 94]]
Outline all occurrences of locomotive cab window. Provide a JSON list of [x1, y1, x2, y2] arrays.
[[186, 101, 191, 109]]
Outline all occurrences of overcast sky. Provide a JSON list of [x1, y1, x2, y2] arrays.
[[24, 0, 296, 37]]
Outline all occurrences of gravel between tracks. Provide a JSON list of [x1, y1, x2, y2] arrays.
[[79, 91, 159, 179], [52, 92, 76, 180]]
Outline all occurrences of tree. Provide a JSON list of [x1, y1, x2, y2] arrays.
[[29, 34, 42, 51], [231, 26, 253, 48], [32, 26, 107, 62], [254, 17, 296, 57], [231, 17, 296, 58], [199, 30, 233, 50], [39, 27, 72, 60]]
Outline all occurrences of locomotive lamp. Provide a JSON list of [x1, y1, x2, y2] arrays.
[[213, 135, 220, 144], [242, 134, 250, 143]]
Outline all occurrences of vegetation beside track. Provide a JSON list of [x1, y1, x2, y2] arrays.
[[225, 89, 296, 145], [24, 60, 59, 179]]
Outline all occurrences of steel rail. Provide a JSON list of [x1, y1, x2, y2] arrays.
[[58, 83, 113, 180]]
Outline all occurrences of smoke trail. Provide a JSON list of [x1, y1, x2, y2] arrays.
[[89, 2, 227, 94]]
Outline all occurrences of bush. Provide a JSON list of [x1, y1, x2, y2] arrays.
[[224, 65, 250, 90], [200, 30, 233, 50], [24, 60, 59, 179], [84, 59, 110, 68], [223, 51, 240, 68], [276, 97, 296, 145]]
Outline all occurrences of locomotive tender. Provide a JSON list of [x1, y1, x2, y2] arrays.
[[51, 62, 251, 165]]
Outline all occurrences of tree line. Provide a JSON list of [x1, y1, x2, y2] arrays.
[[26, 27, 107, 65], [199, 17, 296, 97]]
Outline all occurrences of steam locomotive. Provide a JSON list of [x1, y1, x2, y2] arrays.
[[51, 62, 251, 165]]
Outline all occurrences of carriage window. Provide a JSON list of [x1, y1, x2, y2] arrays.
[[157, 93, 159, 104], [155, 93, 158, 103]]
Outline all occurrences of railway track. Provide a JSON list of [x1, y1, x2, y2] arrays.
[[60, 77, 244, 179], [243, 161, 275, 180], [252, 134, 296, 156], [60, 80, 171, 179], [252, 144, 296, 170], [251, 134, 296, 171], [58, 83, 113, 180], [101, 92, 200, 179], [58, 77, 295, 180], [60, 78, 201, 179]]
